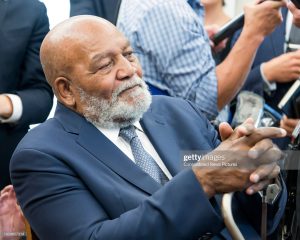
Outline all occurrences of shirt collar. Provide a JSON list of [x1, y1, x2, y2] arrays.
[[96, 121, 144, 142]]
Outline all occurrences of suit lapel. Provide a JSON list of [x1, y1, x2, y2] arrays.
[[0, 0, 9, 29], [76, 119, 161, 195], [141, 109, 182, 176], [55, 102, 181, 195]]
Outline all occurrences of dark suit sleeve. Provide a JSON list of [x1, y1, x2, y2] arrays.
[[187, 100, 221, 148], [16, 2, 53, 127], [70, 0, 97, 16], [12, 148, 224, 240]]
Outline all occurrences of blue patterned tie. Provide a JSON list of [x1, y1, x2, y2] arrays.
[[119, 125, 168, 185]]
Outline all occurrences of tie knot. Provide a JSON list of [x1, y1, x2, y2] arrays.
[[119, 125, 137, 143]]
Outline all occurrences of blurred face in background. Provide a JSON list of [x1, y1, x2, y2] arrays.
[[201, 0, 225, 7], [200, 0, 230, 26]]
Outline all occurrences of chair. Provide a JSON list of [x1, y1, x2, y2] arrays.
[[25, 218, 39, 240]]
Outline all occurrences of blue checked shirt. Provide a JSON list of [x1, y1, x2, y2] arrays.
[[117, 0, 218, 119]]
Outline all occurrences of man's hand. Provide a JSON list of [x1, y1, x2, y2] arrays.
[[287, 1, 300, 27], [242, 0, 285, 41], [0, 94, 13, 119], [280, 115, 300, 136], [262, 50, 300, 83], [205, 25, 227, 53], [219, 118, 255, 141], [193, 125, 286, 198], [0, 185, 25, 235]]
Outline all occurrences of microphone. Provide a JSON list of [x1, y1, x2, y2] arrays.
[[211, 13, 244, 45], [212, 0, 282, 45]]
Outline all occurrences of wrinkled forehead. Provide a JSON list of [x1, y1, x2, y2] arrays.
[[65, 21, 131, 60], [40, 16, 135, 84]]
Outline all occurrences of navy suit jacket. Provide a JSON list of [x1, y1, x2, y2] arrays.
[[241, 8, 293, 111], [10, 96, 286, 239], [70, 0, 122, 25], [0, 0, 53, 189]]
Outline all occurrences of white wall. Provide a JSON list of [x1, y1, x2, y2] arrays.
[[41, 0, 70, 29], [224, 0, 254, 18]]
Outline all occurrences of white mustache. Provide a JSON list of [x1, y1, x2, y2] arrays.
[[113, 75, 145, 97]]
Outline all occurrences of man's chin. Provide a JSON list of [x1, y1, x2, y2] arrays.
[[119, 86, 146, 105], [80, 82, 151, 129]]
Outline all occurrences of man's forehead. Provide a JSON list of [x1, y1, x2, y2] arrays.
[[44, 17, 132, 64], [89, 38, 131, 60], [49, 17, 118, 45]]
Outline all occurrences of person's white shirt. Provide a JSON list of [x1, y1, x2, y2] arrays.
[[96, 121, 172, 180], [0, 94, 22, 123]]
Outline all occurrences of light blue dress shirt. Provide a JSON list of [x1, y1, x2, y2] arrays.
[[117, 0, 218, 119]]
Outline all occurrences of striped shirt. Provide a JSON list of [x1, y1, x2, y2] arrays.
[[117, 0, 218, 119]]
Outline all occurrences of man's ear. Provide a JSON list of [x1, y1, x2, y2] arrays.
[[53, 77, 76, 108]]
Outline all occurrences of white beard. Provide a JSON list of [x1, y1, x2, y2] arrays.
[[78, 75, 152, 129]]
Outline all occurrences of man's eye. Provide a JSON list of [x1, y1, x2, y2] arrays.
[[99, 61, 113, 70], [124, 52, 135, 61]]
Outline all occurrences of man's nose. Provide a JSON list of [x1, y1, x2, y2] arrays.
[[116, 56, 136, 81]]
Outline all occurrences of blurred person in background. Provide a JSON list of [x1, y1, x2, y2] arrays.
[[201, 0, 231, 27], [0, 0, 53, 190], [237, 6, 300, 146], [199, 0, 233, 121], [201, 0, 232, 66], [70, 0, 285, 121]]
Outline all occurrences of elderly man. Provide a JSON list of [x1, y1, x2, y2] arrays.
[[10, 16, 287, 240]]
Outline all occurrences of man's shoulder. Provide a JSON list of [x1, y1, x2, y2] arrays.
[[151, 95, 188, 108], [7, 0, 47, 24], [151, 95, 188, 105], [146, 96, 219, 148], [149, 96, 208, 121], [9, 0, 45, 11], [15, 118, 66, 151]]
